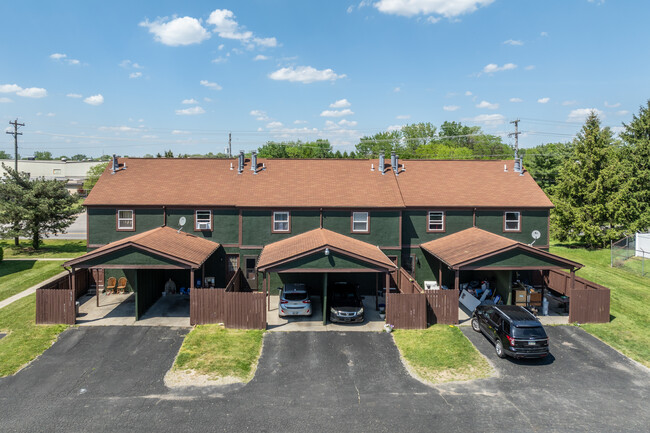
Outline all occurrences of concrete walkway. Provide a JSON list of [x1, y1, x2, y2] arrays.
[[0, 270, 68, 310]]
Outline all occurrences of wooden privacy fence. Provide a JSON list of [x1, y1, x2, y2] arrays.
[[191, 288, 266, 329], [225, 268, 252, 292], [425, 290, 459, 325], [36, 269, 90, 325], [398, 268, 424, 294], [544, 270, 610, 323], [386, 293, 427, 329]]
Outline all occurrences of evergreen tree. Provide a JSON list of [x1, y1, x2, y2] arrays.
[[522, 142, 572, 194], [0, 164, 80, 249], [552, 112, 626, 247], [83, 162, 109, 193]]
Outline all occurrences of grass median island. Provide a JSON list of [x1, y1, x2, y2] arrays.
[[0, 239, 86, 259], [550, 244, 650, 368], [0, 294, 68, 377], [170, 325, 265, 385], [393, 325, 493, 384], [0, 260, 66, 302]]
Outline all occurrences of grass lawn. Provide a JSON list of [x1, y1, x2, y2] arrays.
[[393, 325, 493, 384], [0, 294, 68, 377], [551, 244, 650, 367], [0, 260, 66, 302], [172, 325, 265, 382], [0, 239, 86, 259]]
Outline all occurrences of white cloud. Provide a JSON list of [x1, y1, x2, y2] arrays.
[[182, 98, 199, 105], [211, 56, 228, 64], [129, 72, 142, 79], [204, 97, 213, 102], [537, 97, 550, 104], [120, 60, 143, 69], [266, 121, 283, 129], [200, 80, 222, 90], [568, 108, 604, 122], [66, 93, 83, 98], [330, 98, 351, 108], [0, 97, 12, 103], [17, 87, 47, 98], [46, 112, 56, 117], [139, 16, 210, 46], [476, 100, 498, 109], [84, 94, 104, 105], [0, 84, 22, 93], [218, 44, 225, 50], [503, 39, 523, 46], [338, 119, 358, 127], [524, 65, 535, 70], [207, 9, 277, 47], [509, 97, 523, 103], [482, 63, 517, 74], [562, 100, 577, 106], [171, 130, 191, 135], [250, 110, 269, 121], [464, 90, 472, 96], [616, 110, 629, 116], [387, 124, 403, 132], [463, 113, 505, 126], [426, 16, 441, 23], [253, 54, 269, 61], [443, 105, 460, 111], [67, 59, 80, 65], [604, 101, 621, 108], [50, 53, 66, 60], [374, 0, 495, 18], [98, 125, 138, 132], [294, 120, 307, 124], [175, 106, 205, 115], [320, 109, 354, 117], [393, 86, 401, 92], [396, 114, 411, 119], [540, 31, 548, 37], [269, 66, 346, 84]]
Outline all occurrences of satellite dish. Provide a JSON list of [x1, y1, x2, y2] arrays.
[[532, 230, 541, 240], [179, 217, 187, 226]]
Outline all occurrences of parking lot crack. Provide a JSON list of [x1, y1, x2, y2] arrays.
[[354, 383, 360, 404]]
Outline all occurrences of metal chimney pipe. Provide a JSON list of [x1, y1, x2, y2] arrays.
[[391, 151, 398, 175], [111, 154, 118, 174], [379, 154, 385, 175], [514, 157, 522, 173], [238, 150, 244, 174], [251, 151, 257, 173]]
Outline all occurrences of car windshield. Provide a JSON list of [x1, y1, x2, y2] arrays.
[[284, 292, 308, 301], [333, 291, 356, 301], [512, 326, 546, 339]]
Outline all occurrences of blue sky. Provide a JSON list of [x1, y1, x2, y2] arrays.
[[1, 0, 649, 157]]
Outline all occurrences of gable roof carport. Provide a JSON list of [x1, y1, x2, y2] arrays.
[[256, 228, 398, 325], [420, 227, 582, 291]]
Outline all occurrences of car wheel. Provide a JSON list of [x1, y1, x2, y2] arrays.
[[471, 317, 480, 332], [495, 340, 506, 358]]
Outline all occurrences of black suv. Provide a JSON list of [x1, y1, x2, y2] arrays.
[[471, 305, 549, 359]]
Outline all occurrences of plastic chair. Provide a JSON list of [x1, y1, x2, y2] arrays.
[[116, 277, 128, 293], [105, 277, 117, 294]]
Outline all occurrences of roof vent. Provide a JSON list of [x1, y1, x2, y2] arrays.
[[504, 164, 508, 172], [379, 154, 385, 175], [111, 154, 118, 174], [371, 163, 375, 172], [230, 162, 234, 170], [238, 150, 244, 174], [514, 157, 523, 173], [251, 151, 257, 174], [391, 151, 399, 176]]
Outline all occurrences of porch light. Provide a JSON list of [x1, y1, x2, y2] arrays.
[[324, 248, 330, 256]]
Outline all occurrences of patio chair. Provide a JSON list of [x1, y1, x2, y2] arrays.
[[105, 277, 117, 295], [116, 277, 128, 294]]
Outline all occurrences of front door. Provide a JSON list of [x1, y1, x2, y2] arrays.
[[244, 256, 258, 290], [225, 254, 239, 284]]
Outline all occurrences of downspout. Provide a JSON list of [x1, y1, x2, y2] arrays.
[[163, 206, 167, 226], [473, 208, 477, 227]]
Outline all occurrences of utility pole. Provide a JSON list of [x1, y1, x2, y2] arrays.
[[228, 132, 232, 158], [509, 119, 520, 159], [6, 119, 25, 246], [6, 119, 24, 171]]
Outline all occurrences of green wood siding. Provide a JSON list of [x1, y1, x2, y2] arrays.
[[475, 209, 549, 246], [273, 250, 380, 271], [166, 208, 239, 244], [82, 247, 185, 268], [402, 210, 473, 246], [469, 248, 570, 269], [242, 210, 320, 246], [87, 208, 163, 246], [322, 210, 400, 246], [104, 269, 136, 293]]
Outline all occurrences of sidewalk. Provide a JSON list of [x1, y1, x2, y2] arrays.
[[0, 270, 68, 310]]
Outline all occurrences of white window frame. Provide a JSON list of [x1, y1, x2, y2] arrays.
[[117, 209, 134, 231], [504, 211, 521, 232], [427, 211, 445, 232], [272, 211, 290, 233], [195, 210, 212, 231], [352, 211, 369, 233]]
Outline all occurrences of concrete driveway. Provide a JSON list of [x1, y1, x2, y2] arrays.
[[0, 326, 648, 432]]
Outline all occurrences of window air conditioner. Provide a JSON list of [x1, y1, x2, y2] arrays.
[[198, 222, 210, 230]]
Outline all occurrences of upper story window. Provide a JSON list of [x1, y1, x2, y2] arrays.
[[117, 210, 134, 231], [195, 210, 212, 231], [272, 211, 290, 233], [427, 211, 445, 232], [504, 211, 521, 232], [352, 211, 369, 233]]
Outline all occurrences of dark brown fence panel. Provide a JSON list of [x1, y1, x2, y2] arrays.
[[544, 270, 610, 323], [386, 293, 427, 329], [35, 273, 76, 325], [225, 268, 252, 292], [190, 288, 266, 329], [398, 268, 424, 294], [425, 290, 458, 325], [73, 270, 90, 299], [190, 288, 224, 325]]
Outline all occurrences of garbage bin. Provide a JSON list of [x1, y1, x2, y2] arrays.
[[542, 296, 549, 316], [75, 301, 80, 317]]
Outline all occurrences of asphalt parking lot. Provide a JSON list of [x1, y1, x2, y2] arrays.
[[0, 326, 648, 432]]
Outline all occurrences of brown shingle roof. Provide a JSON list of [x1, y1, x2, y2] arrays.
[[84, 158, 553, 208], [257, 228, 397, 271], [420, 227, 581, 269], [64, 226, 220, 268]]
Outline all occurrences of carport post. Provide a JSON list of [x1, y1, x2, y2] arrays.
[[322, 273, 328, 326], [385, 272, 390, 293], [375, 273, 379, 311], [264, 272, 269, 311], [190, 269, 195, 291], [454, 269, 460, 291]]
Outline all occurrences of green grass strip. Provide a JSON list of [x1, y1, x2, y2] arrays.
[[393, 325, 492, 384], [0, 239, 87, 259], [0, 260, 66, 302], [173, 325, 264, 381]]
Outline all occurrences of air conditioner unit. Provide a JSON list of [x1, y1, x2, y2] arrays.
[[198, 222, 210, 230], [424, 281, 439, 290]]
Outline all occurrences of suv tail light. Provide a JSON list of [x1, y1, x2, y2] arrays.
[[506, 334, 516, 347], [280, 300, 288, 304]]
